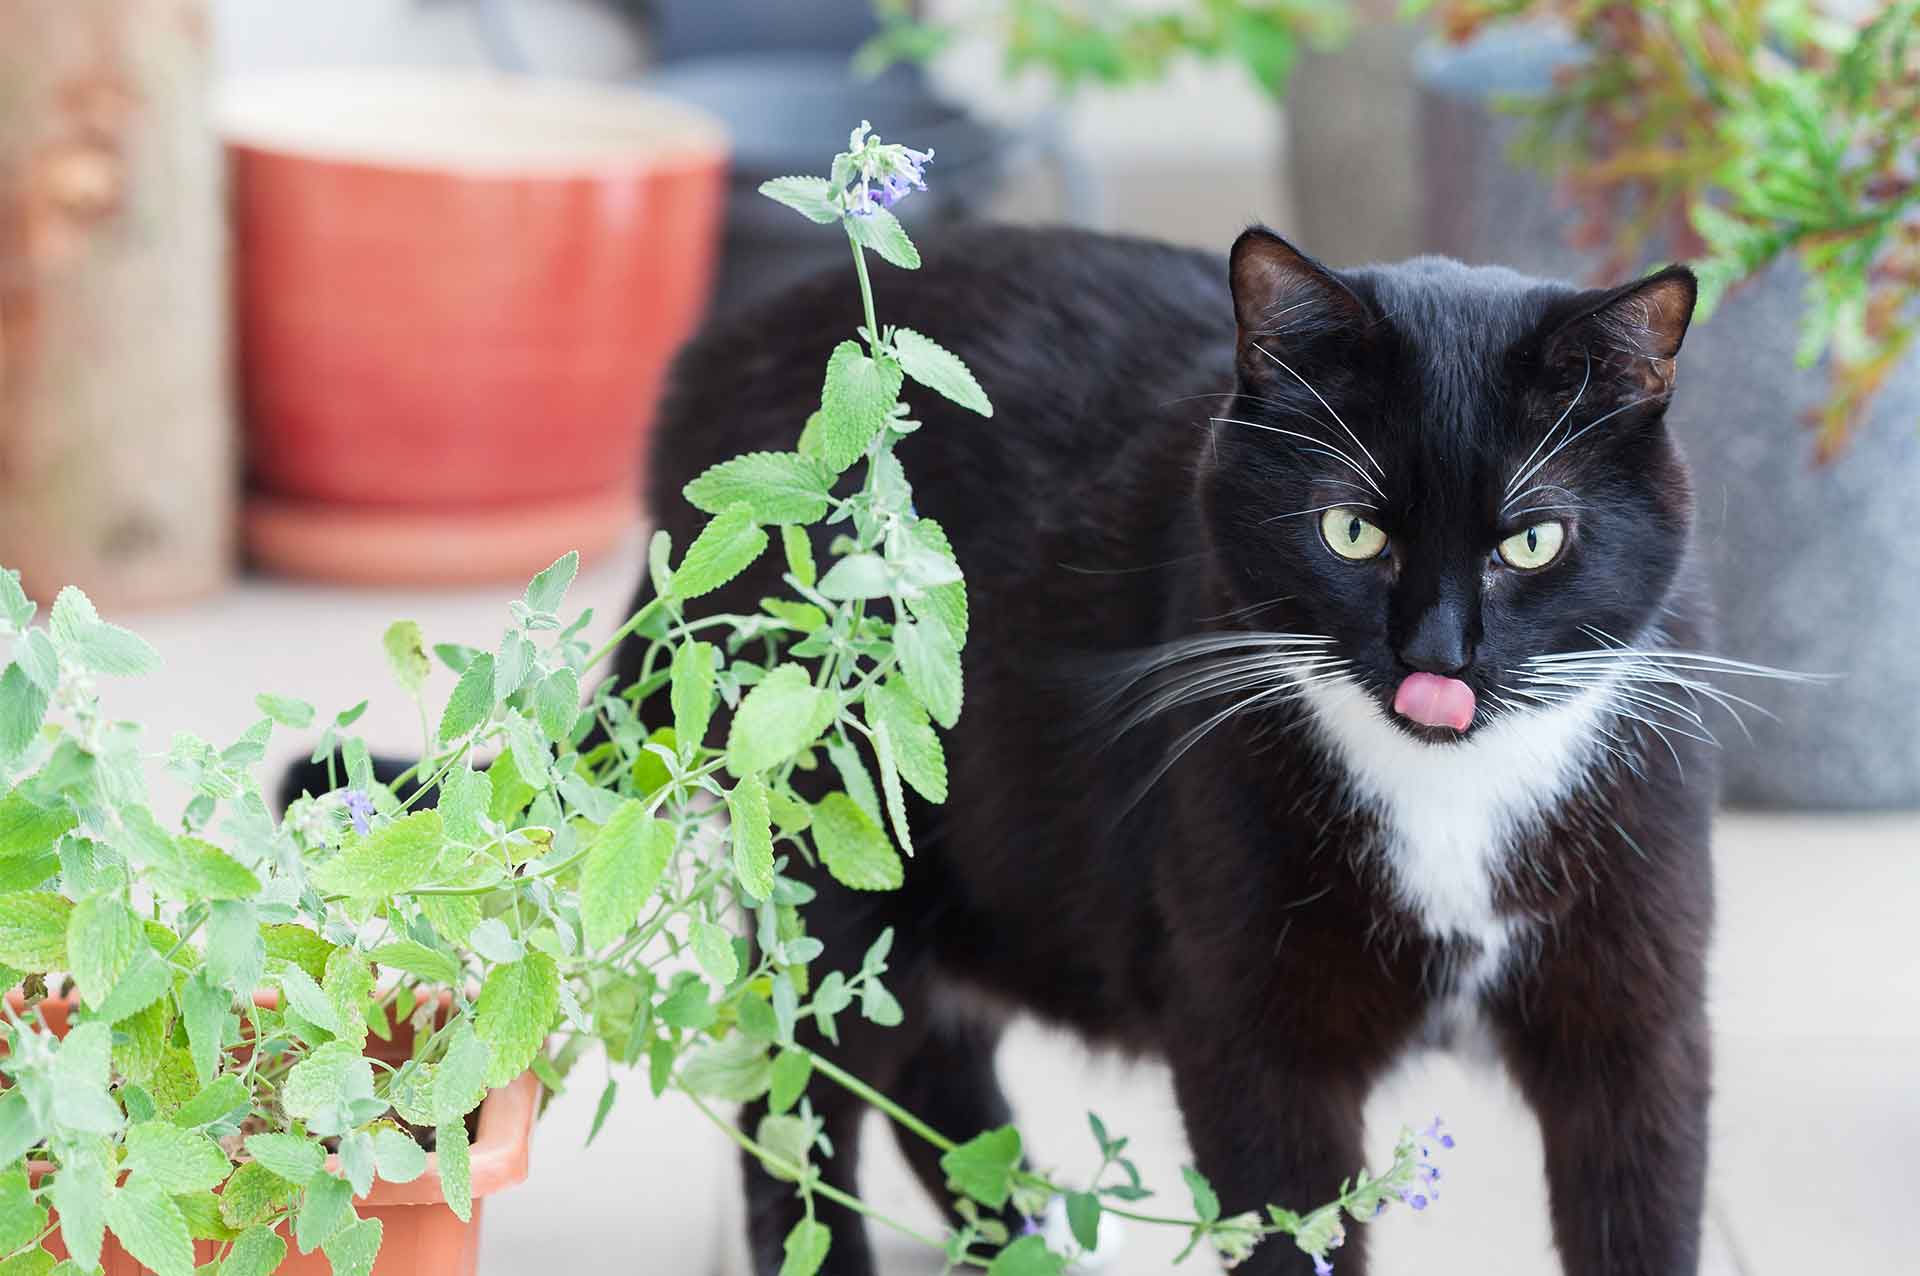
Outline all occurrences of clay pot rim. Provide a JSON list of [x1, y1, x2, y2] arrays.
[[12, 989, 539, 1209], [217, 67, 730, 179]]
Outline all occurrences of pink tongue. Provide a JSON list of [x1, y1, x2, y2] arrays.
[[1393, 673, 1477, 732]]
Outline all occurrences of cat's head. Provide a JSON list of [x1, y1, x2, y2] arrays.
[[1197, 228, 1698, 745]]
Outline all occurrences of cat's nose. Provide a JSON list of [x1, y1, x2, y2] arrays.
[[1399, 598, 1474, 675]]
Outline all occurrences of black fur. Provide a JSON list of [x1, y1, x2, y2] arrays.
[[623, 225, 1716, 1276]]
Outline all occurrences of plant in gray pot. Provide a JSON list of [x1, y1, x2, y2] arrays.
[[1415, 0, 1920, 810]]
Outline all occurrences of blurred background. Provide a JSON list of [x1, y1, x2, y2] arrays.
[[0, 2, 1913, 1273]]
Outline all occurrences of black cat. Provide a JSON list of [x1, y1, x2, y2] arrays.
[[622, 225, 1726, 1276]]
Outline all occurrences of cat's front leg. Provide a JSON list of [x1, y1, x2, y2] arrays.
[[1167, 1035, 1373, 1276], [1492, 941, 1711, 1276]]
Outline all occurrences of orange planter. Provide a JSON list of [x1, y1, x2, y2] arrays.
[[15, 991, 539, 1276], [218, 69, 729, 584]]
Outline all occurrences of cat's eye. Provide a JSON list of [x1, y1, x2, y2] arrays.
[[1319, 507, 1389, 561], [1496, 520, 1567, 571]]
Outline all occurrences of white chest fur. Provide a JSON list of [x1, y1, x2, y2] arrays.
[[1301, 676, 1615, 999]]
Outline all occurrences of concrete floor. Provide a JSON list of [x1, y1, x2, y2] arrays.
[[103, 533, 1918, 1276]]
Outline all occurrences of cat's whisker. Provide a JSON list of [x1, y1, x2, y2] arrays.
[[1505, 350, 1590, 498], [1210, 416, 1386, 498], [1506, 392, 1664, 499], [1250, 342, 1385, 480], [1261, 502, 1374, 524], [1501, 504, 1583, 521], [1118, 656, 1349, 728], [1195, 594, 1296, 624], [1503, 482, 1585, 515]]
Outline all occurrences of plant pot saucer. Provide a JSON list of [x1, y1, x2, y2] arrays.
[[244, 488, 639, 587]]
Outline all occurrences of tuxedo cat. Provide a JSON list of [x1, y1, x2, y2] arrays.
[[629, 225, 1720, 1276]]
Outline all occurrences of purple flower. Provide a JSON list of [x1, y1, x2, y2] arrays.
[[1314, 1256, 1334, 1276], [342, 788, 375, 836], [1019, 1215, 1043, 1237], [1422, 1117, 1455, 1150], [836, 122, 934, 217]]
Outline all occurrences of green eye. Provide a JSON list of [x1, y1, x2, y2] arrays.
[[1320, 507, 1388, 561], [1497, 520, 1567, 570]]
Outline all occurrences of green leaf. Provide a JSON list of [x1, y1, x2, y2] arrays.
[[678, 1034, 771, 1102], [217, 1163, 296, 1230], [51, 587, 161, 676], [0, 569, 33, 630], [66, 893, 140, 1008], [940, 1125, 1023, 1210], [580, 802, 673, 949], [436, 766, 491, 844], [0, 1169, 47, 1254], [779, 1218, 833, 1276], [381, 621, 431, 695], [986, 1235, 1067, 1276], [768, 1048, 812, 1115], [311, 810, 445, 899], [780, 525, 817, 589], [871, 720, 914, 857], [369, 1126, 428, 1185], [251, 691, 314, 730], [524, 550, 580, 615], [282, 1042, 379, 1135], [689, 919, 740, 987], [727, 776, 775, 901], [907, 519, 968, 645], [670, 640, 717, 753], [815, 553, 892, 601], [534, 667, 581, 744], [893, 327, 992, 416], [432, 1021, 493, 1124], [0, 891, 71, 969], [243, 1132, 326, 1185], [322, 1215, 383, 1276], [173, 1075, 249, 1130], [894, 618, 962, 729], [161, 837, 261, 902], [759, 175, 841, 224], [295, 1174, 353, 1253], [436, 1118, 473, 1223], [205, 900, 266, 997], [0, 665, 48, 763], [1182, 1165, 1221, 1223], [848, 206, 921, 271], [1066, 1191, 1103, 1251], [866, 679, 947, 803], [114, 996, 169, 1083], [817, 342, 905, 472], [0, 1092, 38, 1170], [123, 1122, 231, 1194], [671, 504, 768, 601], [812, 793, 902, 891], [324, 948, 375, 1050], [367, 940, 461, 986], [475, 953, 560, 1086], [438, 653, 496, 742], [275, 963, 342, 1035], [262, 924, 339, 985], [496, 632, 535, 701], [725, 664, 830, 778], [220, 1226, 287, 1276], [685, 452, 837, 525], [105, 1179, 195, 1276], [47, 1146, 109, 1269], [92, 943, 172, 1025]]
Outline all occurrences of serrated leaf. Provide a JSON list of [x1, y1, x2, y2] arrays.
[[812, 793, 901, 891], [671, 504, 768, 602], [871, 720, 914, 857], [217, 1163, 296, 1230], [382, 621, 431, 695], [0, 664, 48, 762], [893, 327, 992, 416], [52, 588, 161, 676], [475, 953, 559, 1086], [0, 891, 71, 969], [780, 524, 816, 588], [768, 1048, 812, 1115], [369, 1126, 428, 1184], [283, 1042, 378, 1135], [671, 640, 717, 754], [940, 1125, 1022, 1210], [848, 206, 921, 270], [685, 452, 836, 525], [48, 1147, 109, 1269], [679, 1033, 771, 1102], [93, 943, 172, 1025], [276, 961, 341, 1033], [1182, 1165, 1221, 1223], [580, 802, 673, 949], [438, 653, 496, 742], [124, 1122, 231, 1194], [433, 1021, 493, 1124], [161, 837, 260, 902], [534, 667, 581, 744], [724, 664, 830, 778], [262, 924, 339, 985], [367, 940, 461, 986], [437, 765, 491, 844], [727, 776, 775, 901], [0, 570, 33, 630], [815, 553, 892, 601], [907, 519, 968, 645], [986, 1235, 1067, 1276], [205, 901, 266, 1002], [324, 948, 375, 1050], [780, 1218, 832, 1276], [437, 1118, 473, 1222], [894, 618, 962, 729], [254, 691, 315, 729], [496, 632, 535, 701], [759, 175, 841, 223], [818, 342, 905, 472], [295, 1174, 353, 1253], [689, 919, 739, 987], [220, 1226, 287, 1276], [0, 1169, 47, 1254], [865, 679, 947, 803], [311, 810, 444, 898], [243, 1133, 325, 1185], [524, 550, 580, 615], [67, 893, 141, 1008], [172, 1074, 249, 1130], [105, 1179, 195, 1276]]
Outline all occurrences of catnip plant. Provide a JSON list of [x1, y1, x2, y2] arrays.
[[0, 123, 1444, 1276]]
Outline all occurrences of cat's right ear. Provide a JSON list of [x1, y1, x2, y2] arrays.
[[1229, 228, 1372, 348]]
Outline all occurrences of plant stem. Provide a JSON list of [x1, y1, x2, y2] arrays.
[[586, 597, 665, 673], [848, 228, 882, 354], [802, 1047, 955, 1152]]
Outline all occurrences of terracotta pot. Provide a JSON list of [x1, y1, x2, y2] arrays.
[[14, 990, 539, 1276], [218, 69, 729, 585]]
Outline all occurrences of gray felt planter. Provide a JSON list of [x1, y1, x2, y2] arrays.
[[1415, 28, 1920, 810]]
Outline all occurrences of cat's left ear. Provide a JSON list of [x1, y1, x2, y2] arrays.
[[1544, 265, 1698, 401], [1229, 228, 1373, 351]]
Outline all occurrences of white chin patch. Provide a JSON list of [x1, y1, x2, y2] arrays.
[[1299, 674, 1615, 995]]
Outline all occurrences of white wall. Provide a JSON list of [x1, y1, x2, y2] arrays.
[[210, 0, 643, 78]]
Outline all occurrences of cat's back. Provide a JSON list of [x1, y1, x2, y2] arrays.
[[647, 226, 1235, 555]]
